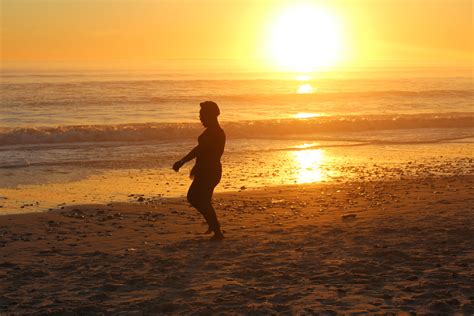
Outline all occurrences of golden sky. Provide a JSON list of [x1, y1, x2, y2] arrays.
[[1, 0, 472, 70]]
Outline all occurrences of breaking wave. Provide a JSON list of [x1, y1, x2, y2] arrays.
[[0, 113, 472, 146]]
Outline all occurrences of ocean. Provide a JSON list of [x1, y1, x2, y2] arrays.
[[0, 68, 473, 213]]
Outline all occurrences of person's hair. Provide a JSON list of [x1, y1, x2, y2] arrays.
[[200, 101, 220, 117]]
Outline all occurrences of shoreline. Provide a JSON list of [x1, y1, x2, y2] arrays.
[[1, 139, 473, 215], [1, 175, 473, 314]]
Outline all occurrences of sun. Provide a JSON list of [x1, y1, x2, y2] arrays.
[[267, 4, 344, 72]]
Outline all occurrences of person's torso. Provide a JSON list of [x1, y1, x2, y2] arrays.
[[195, 126, 226, 169]]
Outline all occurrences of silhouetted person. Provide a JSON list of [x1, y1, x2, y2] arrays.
[[173, 101, 226, 241]]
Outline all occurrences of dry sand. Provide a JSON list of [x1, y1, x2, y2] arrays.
[[1, 175, 473, 314]]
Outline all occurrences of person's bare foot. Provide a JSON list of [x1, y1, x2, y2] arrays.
[[210, 231, 224, 241]]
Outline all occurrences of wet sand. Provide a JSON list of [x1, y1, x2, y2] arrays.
[[1, 142, 472, 215], [1, 175, 473, 314]]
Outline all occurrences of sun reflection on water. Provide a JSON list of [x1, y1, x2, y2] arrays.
[[297, 83, 315, 94], [292, 149, 326, 183], [296, 74, 312, 81], [294, 112, 322, 119], [294, 142, 319, 149]]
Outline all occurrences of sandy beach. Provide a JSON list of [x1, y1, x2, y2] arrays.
[[1, 175, 473, 314], [2, 0, 473, 314]]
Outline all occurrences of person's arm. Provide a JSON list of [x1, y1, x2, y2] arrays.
[[172, 146, 199, 172]]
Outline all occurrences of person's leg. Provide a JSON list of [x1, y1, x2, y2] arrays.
[[201, 199, 220, 232], [206, 202, 224, 241], [203, 178, 224, 240], [187, 179, 211, 229], [187, 177, 223, 239]]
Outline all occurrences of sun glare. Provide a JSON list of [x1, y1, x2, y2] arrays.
[[267, 4, 343, 72]]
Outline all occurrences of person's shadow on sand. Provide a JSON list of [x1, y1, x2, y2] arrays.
[[173, 101, 226, 241]]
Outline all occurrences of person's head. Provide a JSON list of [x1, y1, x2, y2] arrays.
[[199, 101, 220, 127]]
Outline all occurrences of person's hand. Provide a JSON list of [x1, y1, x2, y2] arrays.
[[173, 160, 184, 172]]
